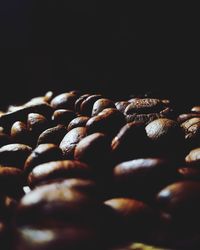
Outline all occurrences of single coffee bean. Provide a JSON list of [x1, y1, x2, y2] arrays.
[[11, 121, 30, 145], [113, 158, 178, 200], [80, 94, 102, 116], [86, 108, 126, 136], [59, 127, 87, 159], [91, 98, 115, 116], [37, 125, 67, 145], [24, 144, 63, 174], [156, 181, 200, 227], [27, 160, 93, 188], [145, 118, 184, 158], [191, 106, 200, 113], [74, 133, 111, 167], [115, 101, 129, 113], [111, 121, 149, 162], [185, 148, 200, 167], [67, 116, 90, 131], [27, 113, 49, 138], [0, 144, 32, 167], [52, 109, 76, 125], [50, 92, 77, 110], [177, 113, 200, 123], [74, 94, 90, 113]]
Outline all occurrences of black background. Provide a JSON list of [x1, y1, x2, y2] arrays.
[[0, 1, 199, 109]]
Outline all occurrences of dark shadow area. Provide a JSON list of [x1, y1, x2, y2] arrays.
[[0, 1, 199, 109]]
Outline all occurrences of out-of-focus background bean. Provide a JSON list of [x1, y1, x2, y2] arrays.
[[0, 1, 199, 108]]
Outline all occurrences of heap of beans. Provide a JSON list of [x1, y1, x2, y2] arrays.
[[0, 90, 200, 249]]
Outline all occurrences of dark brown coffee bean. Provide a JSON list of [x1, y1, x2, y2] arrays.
[[50, 92, 77, 110], [80, 94, 102, 116], [0, 166, 24, 198], [59, 127, 87, 159], [125, 112, 161, 124], [74, 133, 111, 167], [0, 102, 53, 128], [67, 116, 90, 131], [52, 109, 76, 125], [0, 131, 11, 147], [156, 181, 200, 227], [27, 113, 49, 137], [86, 108, 126, 136], [177, 113, 200, 123], [191, 106, 200, 113], [181, 118, 200, 148], [28, 160, 93, 187], [113, 158, 178, 200], [91, 98, 115, 116], [145, 118, 184, 157], [11, 121, 30, 144], [74, 94, 90, 113], [185, 148, 200, 167], [24, 144, 63, 174], [111, 121, 149, 162], [115, 101, 129, 113], [125, 98, 169, 115], [0, 144, 32, 167], [37, 125, 67, 145]]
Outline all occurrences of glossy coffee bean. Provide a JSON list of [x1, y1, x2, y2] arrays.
[[156, 181, 200, 227], [52, 109, 76, 125], [111, 121, 149, 162], [37, 125, 67, 145], [185, 147, 200, 167], [0, 144, 32, 167], [28, 160, 93, 188], [50, 92, 77, 110], [91, 98, 115, 116], [74, 94, 90, 113], [177, 113, 200, 123], [67, 116, 90, 131], [86, 108, 126, 136], [11, 121, 30, 145], [27, 113, 49, 136], [191, 106, 200, 113], [60, 127, 87, 159], [113, 158, 178, 200], [80, 94, 102, 116], [74, 133, 111, 167], [24, 144, 63, 174]]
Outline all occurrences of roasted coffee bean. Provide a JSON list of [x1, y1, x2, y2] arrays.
[[181, 117, 200, 148], [185, 147, 200, 167], [60, 127, 87, 159], [0, 131, 11, 147], [156, 181, 200, 227], [0, 102, 53, 128], [113, 158, 178, 200], [50, 92, 77, 110], [74, 133, 111, 167], [86, 108, 126, 136], [115, 101, 129, 113], [91, 98, 115, 116], [125, 112, 161, 124], [80, 94, 102, 116], [37, 125, 67, 145], [27, 113, 49, 139], [24, 144, 63, 174], [27, 160, 93, 187], [0, 166, 24, 198], [191, 106, 200, 113], [11, 121, 30, 144], [111, 121, 149, 162], [67, 116, 90, 131], [177, 113, 200, 123], [124, 98, 169, 115], [0, 144, 32, 167], [52, 109, 76, 125], [74, 94, 90, 113], [145, 118, 184, 157]]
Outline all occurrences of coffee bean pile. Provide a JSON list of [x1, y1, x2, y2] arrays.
[[0, 90, 200, 249]]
